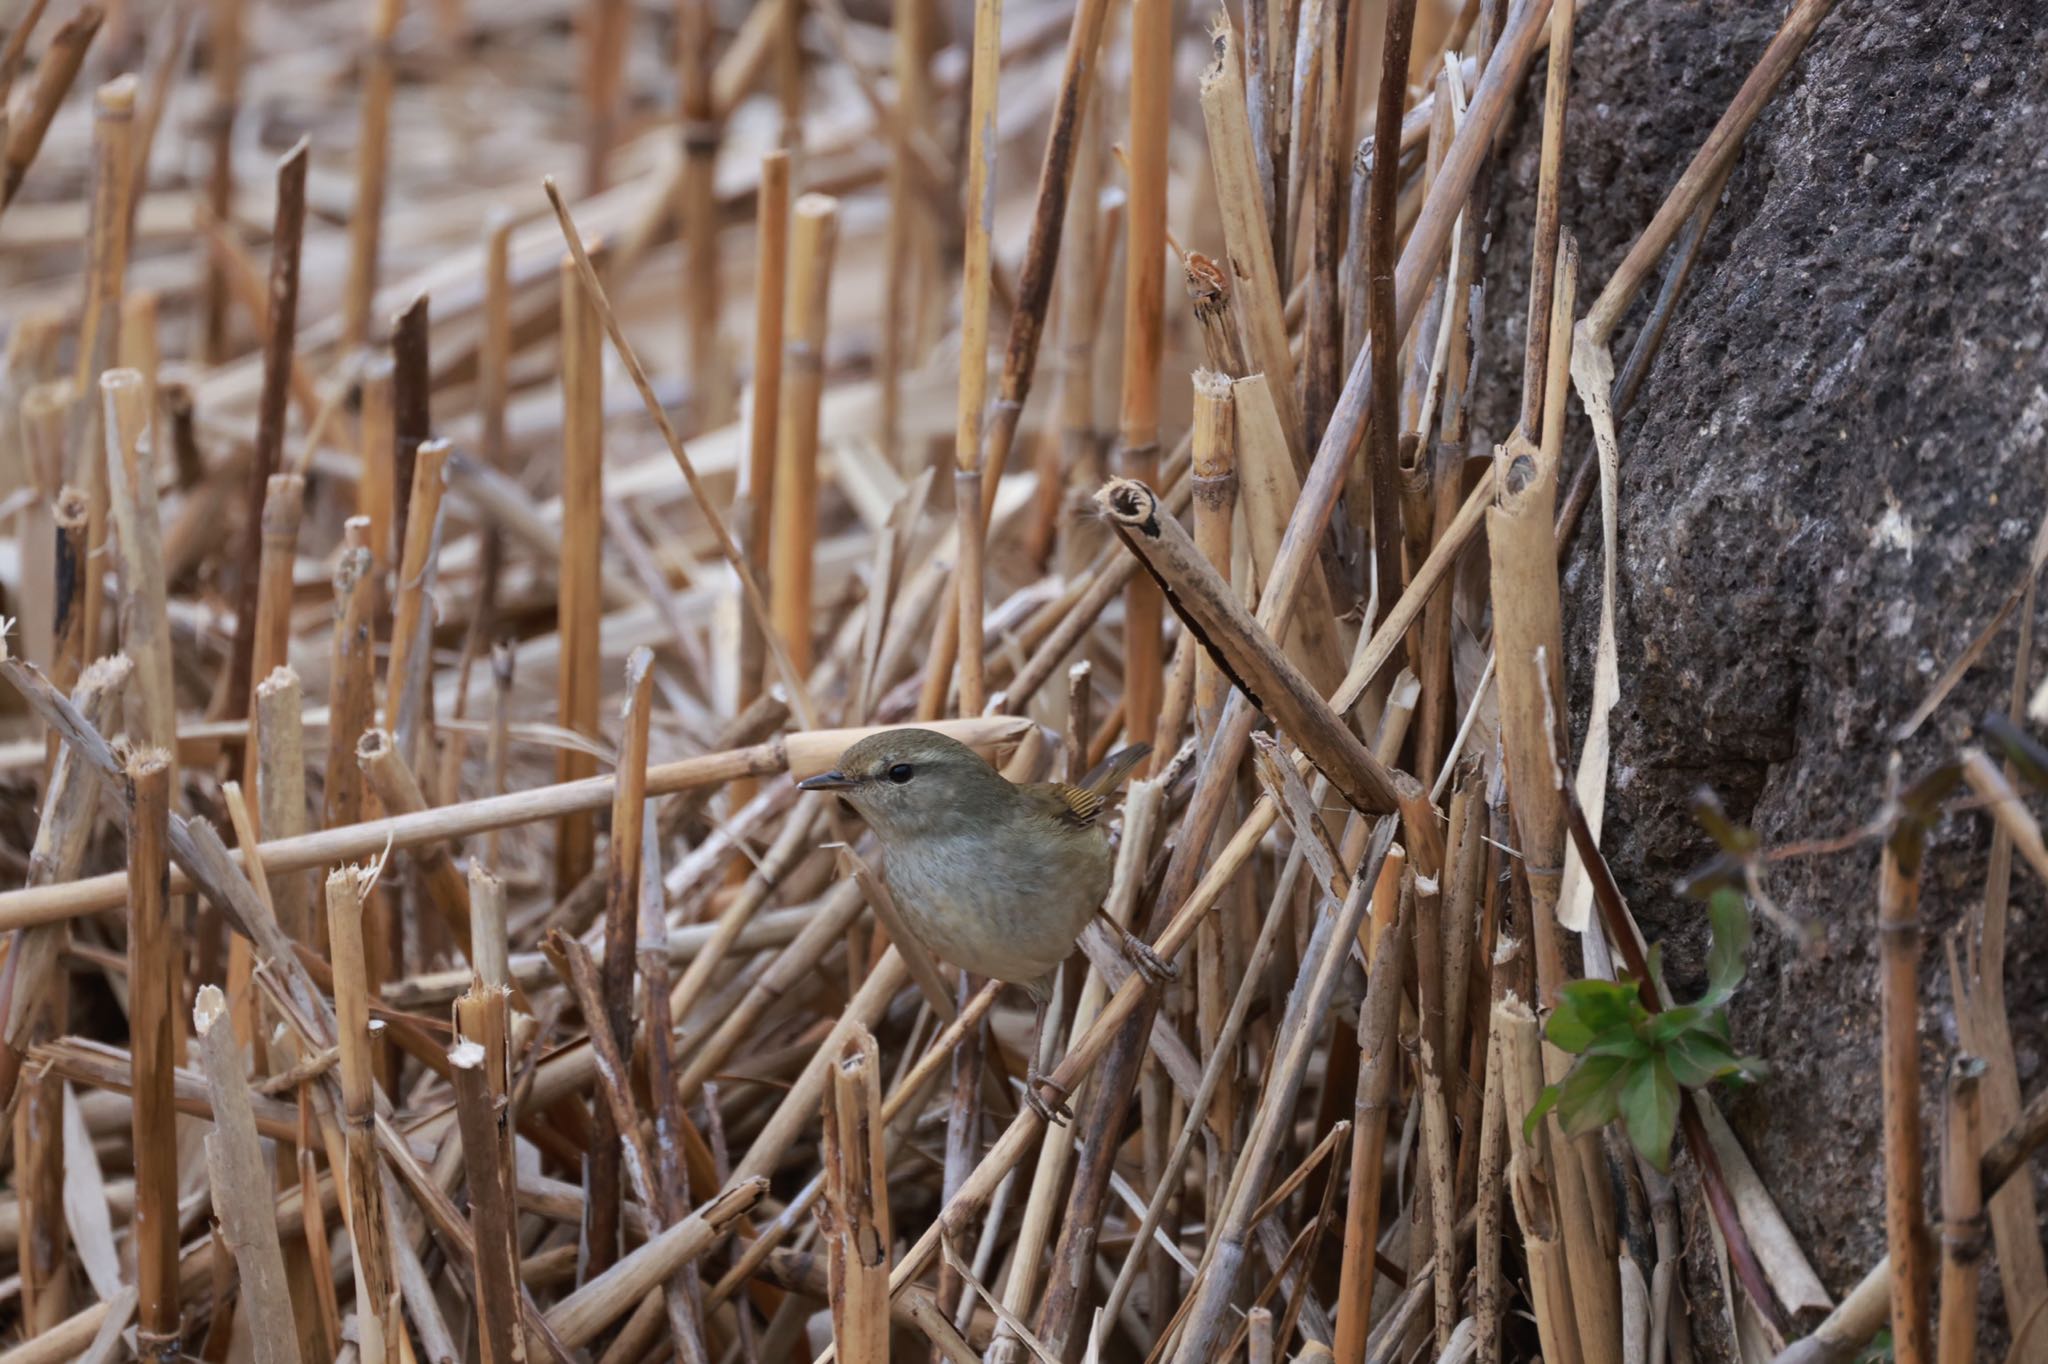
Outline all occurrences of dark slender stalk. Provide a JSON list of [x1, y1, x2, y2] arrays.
[[225, 139, 307, 722]]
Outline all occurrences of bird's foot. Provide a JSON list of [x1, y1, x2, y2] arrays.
[[1123, 932, 1179, 989], [1023, 1070, 1074, 1126]]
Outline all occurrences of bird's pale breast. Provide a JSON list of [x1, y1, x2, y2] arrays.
[[881, 820, 1111, 987]]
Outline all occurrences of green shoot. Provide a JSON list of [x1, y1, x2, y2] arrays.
[[1523, 888, 1767, 1171]]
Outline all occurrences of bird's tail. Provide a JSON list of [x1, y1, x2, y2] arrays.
[[1079, 742, 1151, 797]]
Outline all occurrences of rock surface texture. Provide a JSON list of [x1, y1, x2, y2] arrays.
[[1481, 0, 2047, 1353]]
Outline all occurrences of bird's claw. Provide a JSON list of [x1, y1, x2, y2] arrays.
[[1024, 1070, 1074, 1126], [1125, 934, 1179, 989]]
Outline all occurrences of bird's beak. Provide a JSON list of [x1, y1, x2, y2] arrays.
[[797, 770, 855, 791]]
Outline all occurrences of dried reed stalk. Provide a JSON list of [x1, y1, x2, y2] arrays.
[[1171, 821, 1396, 1363], [952, 0, 1002, 714], [1936, 1056, 1986, 1364], [740, 149, 790, 708], [326, 864, 399, 1364], [74, 78, 135, 666], [1332, 864, 1415, 1364], [1199, 14, 1301, 464], [1096, 479, 1399, 814], [822, 1027, 891, 1364], [324, 523, 378, 835], [1233, 373, 1346, 697], [1880, 801, 1933, 1364], [341, 0, 400, 348], [254, 668, 312, 946], [128, 749, 180, 1356], [227, 138, 307, 722], [0, 717, 1028, 926], [386, 437, 451, 762], [101, 370, 174, 772], [771, 194, 841, 679], [194, 986, 297, 1364], [451, 1040, 525, 1364], [356, 727, 477, 959], [677, 0, 726, 427], [1115, 0, 1172, 756], [0, 6, 102, 212], [556, 249, 604, 896], [1499, 996, 1582, 1364], [544, 1181, 768, 1350]]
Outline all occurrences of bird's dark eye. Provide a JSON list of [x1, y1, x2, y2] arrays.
[[887, 763, 915, 784]]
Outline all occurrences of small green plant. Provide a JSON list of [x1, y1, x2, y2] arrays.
[[1524, 889, 1767, 1171]]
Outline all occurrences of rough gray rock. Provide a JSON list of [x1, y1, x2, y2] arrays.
[[1477, 0, 2047, 1354]]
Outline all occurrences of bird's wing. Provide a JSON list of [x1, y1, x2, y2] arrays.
[[1020, 781, 1105, 829], [1076, 742, 1151, 798]]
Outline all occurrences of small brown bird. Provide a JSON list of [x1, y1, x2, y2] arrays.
[[798, 727, 1173, 1120]]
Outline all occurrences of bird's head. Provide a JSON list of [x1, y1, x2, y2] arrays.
[[797, 727, 1013, 841]]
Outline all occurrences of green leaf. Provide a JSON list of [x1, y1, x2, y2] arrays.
[[1558, 977, 1641, 1035], [1523, 1084, 1562, 1143], [1545, 1003, 1595, 1054], [1666, 1028, 1742, 1088], [1705, 889, 1752, 1006], [1645, 1004, 1707, 1046], [1584, 1024, 1651, 1061], [1620, 1055, 1680, 1172], [1555, 1054, 1630, 1138]]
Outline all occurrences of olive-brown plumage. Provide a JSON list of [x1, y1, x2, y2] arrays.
[[797, 727, 1166, 1118]]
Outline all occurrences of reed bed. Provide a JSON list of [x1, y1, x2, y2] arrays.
[[0, 0, 2039, 1363]]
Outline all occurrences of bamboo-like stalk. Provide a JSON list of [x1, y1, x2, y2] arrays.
[[585, 647, 653, 1271], [1519, 0, 1576, 437], [546, 1181, 769, 1349], [822, 1026, 891, 1364], [1331, 866, 1413, 1364], [326, 864, 399, 1364], [324, 522, 378, 837], [1198, 14, 1302, 466], [951, 0, 1000, 716], [0, 716, 1029, 927], [1880, 800, 1933, 1364], [1486, 243, 1577, 1005], [739, 149, 790, 708], [1115, 0, 1172, 756], [1499, 997, 1582, 1364], [1300, 0, 1351, 451], [676, 0, 726, 426], [227, 138, 308, 723], [1362, 0, 1419, 622], [127, 749, 180, 1355], [245, 472, 303, 766], [1936, 1056, 1986, 1364], [1473, 948, 1515, 1364], [255, 667, 312, 947], [389, 294, 431, 577], [770, 193, 840, 679], [582, 0, 628, 191], [0, 7, 103, 213], [543, 181, 823, 733], [556, 249, 604, 896], [1190, 370, 1236, 740], [194, 985, 298, 1364], [1171, 822, 1396, 1363], [386, 437, 450, 765], [342, 0, 400, 349], [356, 361, 396, 581], [197, 0, 243, 360], [1, 656, 123, 1336], [1096, 479, 1399, 814], [451, 1040, 524, 1364], [356, 728, 477, 958], [1233, 373, 1346, 697], [101, 369, 175, 773], [73, 76, 136, 665]]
